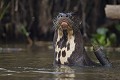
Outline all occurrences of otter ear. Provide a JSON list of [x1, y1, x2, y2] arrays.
[[71, 12, 82, 27]]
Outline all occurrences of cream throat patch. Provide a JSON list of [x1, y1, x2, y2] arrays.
[[55, 29, 76, 64]]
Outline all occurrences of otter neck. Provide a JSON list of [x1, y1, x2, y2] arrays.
[[55, 29, 75, 64], [58, 29, 74, 40], [62, 30, 68, 41]]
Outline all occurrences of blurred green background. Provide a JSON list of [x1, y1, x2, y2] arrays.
[[0, 0, 120, 47]]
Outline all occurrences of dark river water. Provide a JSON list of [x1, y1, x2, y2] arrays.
[[0, 43, 120, 80]]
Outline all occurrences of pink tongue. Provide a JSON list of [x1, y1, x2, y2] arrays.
[[61, 22, 68, 28]]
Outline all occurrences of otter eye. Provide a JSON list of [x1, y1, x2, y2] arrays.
[[60, 15, 63, 17], [66, 15, 69, 17], [57, 13, 63, 18], [57, 15, 62, 18]]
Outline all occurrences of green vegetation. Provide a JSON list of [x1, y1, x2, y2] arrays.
[[115, 24, 120, 32], [20, 24, 29, 37], [91, 25, 119, 47], [0, 1, 10, 20]]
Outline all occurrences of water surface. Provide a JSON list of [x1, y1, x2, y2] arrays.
[[0, 43, 120, 80]]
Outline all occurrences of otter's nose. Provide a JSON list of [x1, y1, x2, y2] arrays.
[[60, 21, 69, 29], [61, 22, 68, 26]]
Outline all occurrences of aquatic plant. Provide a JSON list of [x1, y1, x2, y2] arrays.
[[91, 27, 116, 47]]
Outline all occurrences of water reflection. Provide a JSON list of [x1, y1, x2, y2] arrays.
[[54, 65, 75, 80], [0, 44, 120, 80]]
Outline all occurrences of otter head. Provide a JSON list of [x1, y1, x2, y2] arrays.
[[53, 13, 81, 32]]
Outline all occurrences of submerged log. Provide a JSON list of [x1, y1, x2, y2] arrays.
[[105, 5, 120, 19]]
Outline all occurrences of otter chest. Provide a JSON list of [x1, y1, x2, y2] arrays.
[[55, 30, 76, 64]]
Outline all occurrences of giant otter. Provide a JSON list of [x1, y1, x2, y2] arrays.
[[53, 13, 111, 67]]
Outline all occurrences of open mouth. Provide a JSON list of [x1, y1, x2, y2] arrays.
[[60, 21, 69, 29]]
